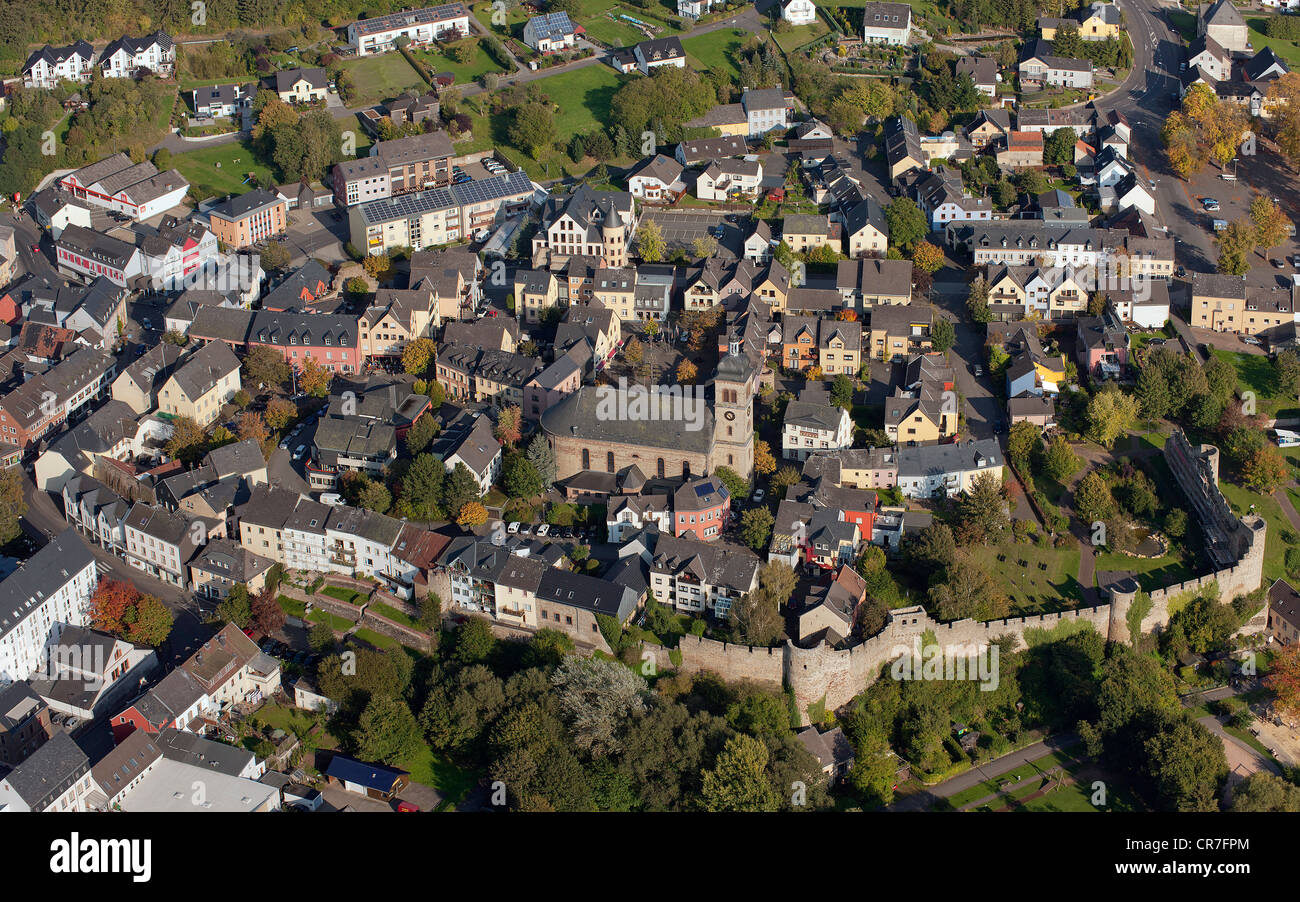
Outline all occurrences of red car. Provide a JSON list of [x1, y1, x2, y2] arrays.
[[396, 800, 420, 812], [30, 245, 39, 253]]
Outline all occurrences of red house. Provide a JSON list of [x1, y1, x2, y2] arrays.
[[673, 475, 731, 541], [109, 667, 207, 744]]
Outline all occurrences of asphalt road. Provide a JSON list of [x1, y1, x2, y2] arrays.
[[19, 470, 214, 667]]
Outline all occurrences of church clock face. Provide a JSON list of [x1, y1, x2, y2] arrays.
[[724, 411, 736, 421]]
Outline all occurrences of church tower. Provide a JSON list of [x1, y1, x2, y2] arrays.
[[711, 340, 756, 480]]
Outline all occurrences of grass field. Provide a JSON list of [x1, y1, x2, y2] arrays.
[[171, 139, 276, 202], [342, 53, 428, 105], [1169, 9, 1197, 42], [1210, 348, 1296, 418], [967, 542, 1083, 613], [1093, 548, 1196, 591], [322, 585, 367, 606], [414, 42, 508, 84], [1247, 17, 1300, 68], [352, 627, 400, 650], [308, 609, 355, 631], [395, 745, 479, 808], [477, 63, 625, 180], [276, 594, 306, 618], [682, 29, 749, 80], [772, 21, 832, 53], [1220, 479, 1290, 583], [370, 600, 419, 629]]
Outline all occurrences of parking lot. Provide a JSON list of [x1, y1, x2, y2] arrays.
[[1157, 141, 1300, 292]]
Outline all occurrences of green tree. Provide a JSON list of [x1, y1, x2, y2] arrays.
[[216, 584, 253, 629], [405, 412, 439, 455], [636, 219, 665, 262], [509, 101, 556, 159], [955, 471, 1009, 542], [504, 454, 543, 499], [454, 615, 496, 665], [402, 337, 436, 375], [1074, 470, 1116, 525], [740, 507, 775, 552], [1006, 420, 1042, 468], [1043, 435, 1083, 482], [930, 317, 955, 352], [1085, 388, 1140, 447], [355, 694, 423, 765], [885, 197, 927, 252], [700, 734, 780, 812], [527, 434, 557, 489]]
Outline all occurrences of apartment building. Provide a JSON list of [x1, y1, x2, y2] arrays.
[[99, 31, 175, 78], [0, 530, 98, 687], [332, 130, 455, 206], [207, 188, 288, 249], [350, 170, 533, 255], [347, 4, 471, 55], [648, 534, 760, 620]]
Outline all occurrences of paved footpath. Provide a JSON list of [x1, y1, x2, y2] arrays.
[[889, 733, 1079, 811]]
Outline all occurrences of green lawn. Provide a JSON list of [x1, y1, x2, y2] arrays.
[[171, 139, 276, 203], [308, 609, 356, 631], [396, 745, 479, 809], [342, 53, 428, 105], [682, 29, 749, 80], [1247, 17, 1300, 68], [1093, 549, 1196, 592], [1210, 349, 1295, 417], [276, 594, 307, 618], [1220, 479, 1290, 583], [414, 42, 508, 85], [967, 542, 1084, 614], [482, 63, 625, 180], [322, 585, 367, 606], [1169, 9, 1197, 42], [352, 627, 400, 650], [370, 600, 418, 629], [772, 21, 831, 53]]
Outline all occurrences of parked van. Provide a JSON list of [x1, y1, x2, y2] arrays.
[[319, 492, 344, 505], [1220, 172, 1237, 181], [1273, 429, 1300, 447]]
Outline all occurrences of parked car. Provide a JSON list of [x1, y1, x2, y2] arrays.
[[292, 445, 307, 460], [536, 524, 550, 537], [278, 439, 290, 450], [752, 488, 766, 503], [973, 364, 984, 376], [1242, 335, 1262, 346], [507, 520, 520, 534], [519, 523, 532, 536]]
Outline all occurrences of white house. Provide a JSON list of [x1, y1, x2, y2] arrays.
[[862, 2, 913, 44], [347, 4, 471, 55], [0, 530, 98, 686], [783, 395, 854, 461], [678, 0, 716, 17], [896, 439, 1002, 499], [626, 154, 686, 202], [781, 0, 818, 26], [742, 87, 791, 136], [522, 11, 581, 52], [22, 41, 95, 89], [634, 37, 687, 75], [99, 32, 175, 79], [696, 158, 764, 201]]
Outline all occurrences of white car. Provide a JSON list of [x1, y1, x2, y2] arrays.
[[536, 524, 550, 537], [292, 445, 307, 460], [1241, 336, 1262, 346], [507, 521, 521, 534], [752, 488, 766, 503]]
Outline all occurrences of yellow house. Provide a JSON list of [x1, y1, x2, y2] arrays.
[[782, 214, 834, 253], [1189, 272, 1248, 333], [515, 269, 559, 325], [592, 266, 636, 323], [870, 305, 932, 362], [359, 288, 439, 360], [753, 262, 791, 316], [818, 321, 862, 377], [159, 341, 242, 428]]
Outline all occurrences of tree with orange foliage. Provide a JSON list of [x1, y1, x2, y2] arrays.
[[835, 309, 858, 322], [90, 578, 142, 636], [457, 501, 489, 528], [495, 405, 522, 447], [676, 359, 698, 385], [1267, 644, 1300, 720]]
